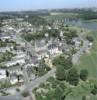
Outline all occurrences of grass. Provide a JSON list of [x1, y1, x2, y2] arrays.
[[66, 79, 96, 100]]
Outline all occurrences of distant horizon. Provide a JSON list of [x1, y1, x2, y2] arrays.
[[0, 7, 97, 13], [0, 0, 97, 12]]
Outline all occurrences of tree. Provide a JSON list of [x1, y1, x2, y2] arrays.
[[53, 86, 63, 100], [65, 24, 69, 28], [80, 69, 88, 81], [86, 36, 94, 42], [53, 55, 72, 70], [82, 96, 86, 100], [65, 30, 77, 40], [64, 56, 72, 70], [56, 66, 66, 81], [67, 68, 79, 86], [37, 59, 51, 76], [53, 55, 65, 67], [22, 91, 29, 97], [6, 70, 9, 77], [91, 88, 97, 95], [91, 85, 97, 95]]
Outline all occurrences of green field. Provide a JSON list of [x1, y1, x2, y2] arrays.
[[74, 31, 97, 78]]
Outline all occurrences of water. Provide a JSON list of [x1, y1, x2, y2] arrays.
[[65, 19, 97, 31]]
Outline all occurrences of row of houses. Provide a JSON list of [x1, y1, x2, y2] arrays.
[[0, 29, 26, 85], [0, 69, 24, 85]]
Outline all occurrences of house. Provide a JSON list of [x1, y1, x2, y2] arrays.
[[0, 36, 11, 41], [72, 38, 82, 49], [8, 68, 23, 75], [37, 50, 48, 60], [0, 69, 6, 80], [17, 74, 24, 83], [44, 58, 53, 68], [30, 56, 40, 66], [12, 51, 26, 60], [60, 31, 64, 37], [5, 58, 25, 67], [10, 73, 18, 85], [34, 39, 47, 52], [0, 47, 11, 53], [48, 43, 62, 57], [88, 42, 93, 48], [46, 25, 52, 30], [85, 42, 93, 53], [26, 66, 36, 80]]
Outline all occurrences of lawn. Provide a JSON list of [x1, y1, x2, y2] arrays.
[[74, 31, 97, 78], [66, 79, 97, 100]]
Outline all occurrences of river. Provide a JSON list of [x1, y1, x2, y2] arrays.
[[65, 19, 97, 31]]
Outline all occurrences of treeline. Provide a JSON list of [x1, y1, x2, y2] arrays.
[[79, 11, 97, 20], [0, 11, 50, 19], [49, 9, 97, 20], [0, 9, 97, 22], [24, 15, 47, 26], [22, 29, 60, 41]]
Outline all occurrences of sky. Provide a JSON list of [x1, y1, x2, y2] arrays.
[[0, 0, 97, 11]]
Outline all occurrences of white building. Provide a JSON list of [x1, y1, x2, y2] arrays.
[[72, 38, 82, 49], [35, 39, 47, 52], [12, 51, 26, 60], [48, 43, 62, 57], [0, 36, 11, 41], [5, 59, 25, 67], [0, 47, 11, 53], [10, 74, 18, 85], [0, 69, 6, 80]]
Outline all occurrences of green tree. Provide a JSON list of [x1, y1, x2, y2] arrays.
[[53, 86, 63, 100], [64, 56, 72, 70], [67, 68, 79, 86], [82, 96, 86, 100], [6, 70, 9, 77], [91, 85, 97, 95], [53, 55, 66, 69], [56, 66, 66, 81], [22, 91, 29, 97], [80, 69, 88, 81], [53, 55, 72, 70], [86, 35, 94, 42]]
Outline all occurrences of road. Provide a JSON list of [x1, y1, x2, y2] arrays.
[[22, 65, 36, 100], [29, 68, 56, 90], [72, 33, 89, 64], [0, 94, 24, 100]]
